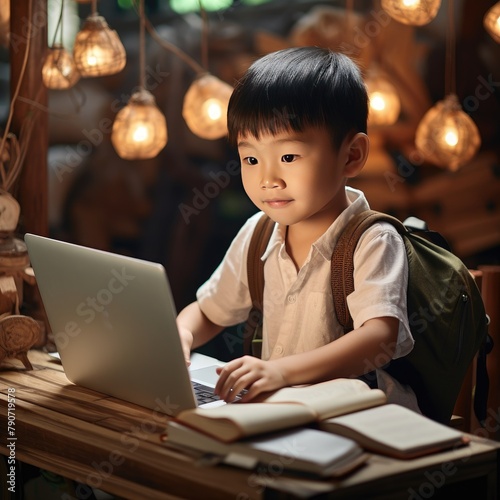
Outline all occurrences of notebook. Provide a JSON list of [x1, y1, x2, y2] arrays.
[[24, 233, 226, 416]]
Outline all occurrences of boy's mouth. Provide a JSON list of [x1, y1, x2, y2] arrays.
[[263, 199, 293, 208]]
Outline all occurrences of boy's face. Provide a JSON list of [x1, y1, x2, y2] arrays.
[[238, 127, 352, 228]]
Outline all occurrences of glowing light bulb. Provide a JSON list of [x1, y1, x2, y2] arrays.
[[85, 49, 102, 68], [203, 98, 223, 121], [132, 124, 149, 143], [403, 0, 419, 8], [443, 129, 458, 147], [381, 0, 441, 26], [370, 93, 387, 111]]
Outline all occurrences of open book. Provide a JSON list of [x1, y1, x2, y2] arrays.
[[166, 421, 368, 478], [319, 403, 468, 459], [174, 378, 387, 442]]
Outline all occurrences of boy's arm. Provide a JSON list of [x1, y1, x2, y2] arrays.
[[177, 301, 225, 365], [277, 316, 398, 384], [215, 316, 398, 401]]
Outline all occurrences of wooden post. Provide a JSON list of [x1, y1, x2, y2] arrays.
[[7, 0, 49, 348], [9, 0, 48, 237]]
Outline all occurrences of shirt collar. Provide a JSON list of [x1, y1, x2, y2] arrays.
[[261, 220, 285, 261], [313, 187, 370, 261]]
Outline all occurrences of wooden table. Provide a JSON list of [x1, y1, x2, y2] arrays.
[[0, 350, 499, 499]]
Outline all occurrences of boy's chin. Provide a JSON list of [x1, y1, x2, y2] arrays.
[[260, 212, 298, 227]]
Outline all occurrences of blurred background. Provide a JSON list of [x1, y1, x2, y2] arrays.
[[0, 0, 499, 356]]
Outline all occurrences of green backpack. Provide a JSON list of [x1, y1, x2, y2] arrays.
[[244, 210, 489, 424]]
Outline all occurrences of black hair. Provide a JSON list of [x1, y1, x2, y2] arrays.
[[227, 47, 368, 149]]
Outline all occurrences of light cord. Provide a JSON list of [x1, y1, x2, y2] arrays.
[[445, 0, 456, 96]]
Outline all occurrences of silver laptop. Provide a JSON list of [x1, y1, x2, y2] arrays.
[[25, 233, 226, 416]]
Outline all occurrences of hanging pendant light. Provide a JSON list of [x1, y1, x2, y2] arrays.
[[181, 2, 232, 141], [43, 0, 80, 89], [111, 0, 167, 160], [182, 73, 233, 140], [111, 89, 167, 160], [42, 44, 80, 89], [365, 67, 401, 126], [381, 0, 441, 26], [73, 0, 126, 78], [415, 94, 481, 171], [484, 1, 500, 43], [414, 0, 480, 171]]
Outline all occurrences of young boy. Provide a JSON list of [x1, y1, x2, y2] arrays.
[[177, 46, 419, 412]]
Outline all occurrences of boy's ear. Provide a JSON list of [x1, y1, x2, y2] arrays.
[[343, 133, 369, 178]]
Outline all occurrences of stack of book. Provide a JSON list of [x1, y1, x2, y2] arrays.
[[164, 378, 467, 477]]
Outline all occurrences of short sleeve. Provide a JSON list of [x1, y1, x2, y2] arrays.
[[347, 223, 414, 359]]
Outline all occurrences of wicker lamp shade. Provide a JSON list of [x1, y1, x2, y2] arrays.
[[365, 71, 401, 126], [42, 45, 80, 89], [381, 0, 441, 26], [415, 94, 481, 171], [182, 74, 233, 140], [484, 2, 500, 44], [111, 90, 167, 160], [73, 15, 126, 77]]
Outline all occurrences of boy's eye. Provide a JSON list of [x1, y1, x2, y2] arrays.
[[281, 154, 297, 163], [243, 156, 258, 165]]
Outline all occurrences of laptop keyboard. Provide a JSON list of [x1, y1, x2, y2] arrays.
[[192, 381, 221, 405]]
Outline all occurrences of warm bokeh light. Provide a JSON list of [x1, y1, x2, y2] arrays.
[[111, 90, 168, 160], [73, 14, 126, 77], [42, 45, 80, 89], [365, 71, 401, 126], [182, 74, 233, 140], [415, 94, 481, 171], [203, 98, 223, 121], [381, 0, 441, 26], [484, 1, 500, 44], [443, 129, 458, 147]]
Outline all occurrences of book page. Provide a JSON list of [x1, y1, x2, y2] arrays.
[[261, 378, 387, 419], [320, 404, 464, 455], [177, 402, 317, 442]]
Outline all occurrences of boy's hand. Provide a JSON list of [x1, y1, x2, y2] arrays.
[[177, 326, 194, 366], [215, 356, 286, 402]]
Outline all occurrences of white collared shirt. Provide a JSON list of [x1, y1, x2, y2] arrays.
[[197, 187, 420, 411]]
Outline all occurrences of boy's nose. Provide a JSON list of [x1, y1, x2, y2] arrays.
[[260, 168, 284, 189], [261, 178, 280, 189]]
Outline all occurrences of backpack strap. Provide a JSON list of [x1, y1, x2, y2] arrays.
[[244, 213, 275, 357], [331, 210, 406, 333]]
